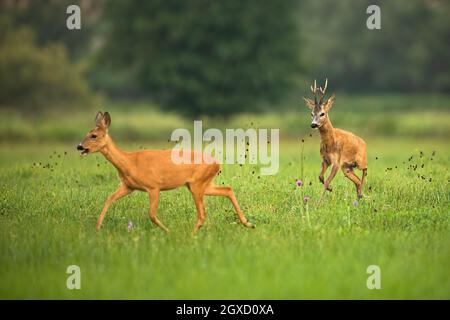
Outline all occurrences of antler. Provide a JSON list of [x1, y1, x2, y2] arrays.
[[310, 79, 318, 104], [308, 79, 329, 105], [318, 78, 328, 104]]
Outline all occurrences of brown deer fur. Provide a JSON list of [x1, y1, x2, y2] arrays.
[[77, 111, 253, 234], [303, 80, 367, 199]]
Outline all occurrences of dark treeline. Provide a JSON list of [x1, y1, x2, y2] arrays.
[[300, 0, 450, 93], [0, 0, 449, 115]]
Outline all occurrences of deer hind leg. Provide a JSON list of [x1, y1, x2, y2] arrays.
[[96, 183, 132, 230], [341, 165, 362, 198], [204, 184, 254, 228], [148, 189, 170, 234], [188, 184, 207, 234], [359, 168, 367, 198]]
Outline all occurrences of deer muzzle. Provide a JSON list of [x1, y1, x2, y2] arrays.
[[77, 144, 89, 156]]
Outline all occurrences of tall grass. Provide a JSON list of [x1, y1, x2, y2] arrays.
[[0, 95, 449, 299], [0, 137, 448, 299], [0, 94, 449, 142]]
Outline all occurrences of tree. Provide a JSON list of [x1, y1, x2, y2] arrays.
[[298, 0, 450, 93], [0, 0, 102, 59], [100, 0, 302, 116], [0, 18, 96, 110]]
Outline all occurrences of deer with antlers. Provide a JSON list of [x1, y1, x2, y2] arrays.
[[77, 111, 254, 234], [303, 79, 367, 200]]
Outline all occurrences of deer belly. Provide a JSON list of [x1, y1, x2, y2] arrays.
[[342, 160, 357, 168], [321, 153, 337, 165], [120, 175, 146, 191]]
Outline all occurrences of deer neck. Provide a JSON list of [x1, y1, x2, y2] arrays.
[[319, 117, 335, 147], [100, 135, 129, 175]]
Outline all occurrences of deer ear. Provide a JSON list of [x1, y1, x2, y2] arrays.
[[102, 112, 111, 128], [95, 111, 103, 125], [303, 97, 315, 110], [324, 93, 336, 111]]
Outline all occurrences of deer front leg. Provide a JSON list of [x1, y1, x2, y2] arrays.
[[323, 164, 339, 192], [318, 164, 339, 204], [319, 161, 329, 186], [148, 189, 170, 234], [96, 184, 132, 230]]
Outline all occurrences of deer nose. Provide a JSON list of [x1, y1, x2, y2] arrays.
[[311, 123, 318, 128], [77, 144, 84, 150]]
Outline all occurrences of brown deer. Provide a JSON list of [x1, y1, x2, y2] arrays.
[[303, 79, 367, 200], [76, 111, 254, 234]]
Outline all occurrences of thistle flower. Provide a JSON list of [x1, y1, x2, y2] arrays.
[[296, 179, 303, 187], [303, 195, 311, 203], [127, 220, 134, 231]]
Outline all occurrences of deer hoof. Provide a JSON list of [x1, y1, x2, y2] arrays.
[[244, 221, 255, 228]]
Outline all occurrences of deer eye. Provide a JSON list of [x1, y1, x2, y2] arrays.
[[91, 134, 97, 139], [320, 112, 325, 117]]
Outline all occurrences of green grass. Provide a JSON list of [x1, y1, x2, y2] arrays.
[[0, 135, 449, 299]]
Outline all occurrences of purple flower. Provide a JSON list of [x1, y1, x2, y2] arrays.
[[127, 220, 134, 231], [353, 200, 358, 206], [303, 195, 311, 203], [296, 179, 303, 187]]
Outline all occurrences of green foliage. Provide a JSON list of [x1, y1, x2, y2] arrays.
[[1, 95, 448, 142], [299, 0, 450, 92], [100, 0, 302, 116], [0, 18, 96, 111], [0, 0, 99, 59], [1, 0, 450, 115]]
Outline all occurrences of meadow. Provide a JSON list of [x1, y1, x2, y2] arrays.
[[0, 95, 449, 299]]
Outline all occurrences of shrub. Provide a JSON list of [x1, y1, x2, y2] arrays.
[[0, 18, 96, 111]]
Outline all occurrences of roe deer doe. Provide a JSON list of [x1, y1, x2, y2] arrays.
[[303, 79, 367, 200], [77, 111, 254, 234]]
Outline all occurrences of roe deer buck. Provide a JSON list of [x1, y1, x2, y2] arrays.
[[303, 79, 367, 200], [76, 111, 254, 234]]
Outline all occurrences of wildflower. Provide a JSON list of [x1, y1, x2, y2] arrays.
[[127, 220, 134, 231], [353, 200, 358, 206], [303, 195, 311, 203], [296, 179, 303, 187]]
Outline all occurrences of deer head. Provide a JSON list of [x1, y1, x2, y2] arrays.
[[303, 79, 336, 129], [77, 111, 111, 156]]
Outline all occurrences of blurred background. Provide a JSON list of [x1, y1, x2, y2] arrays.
[[0, 0, 449, 142]]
